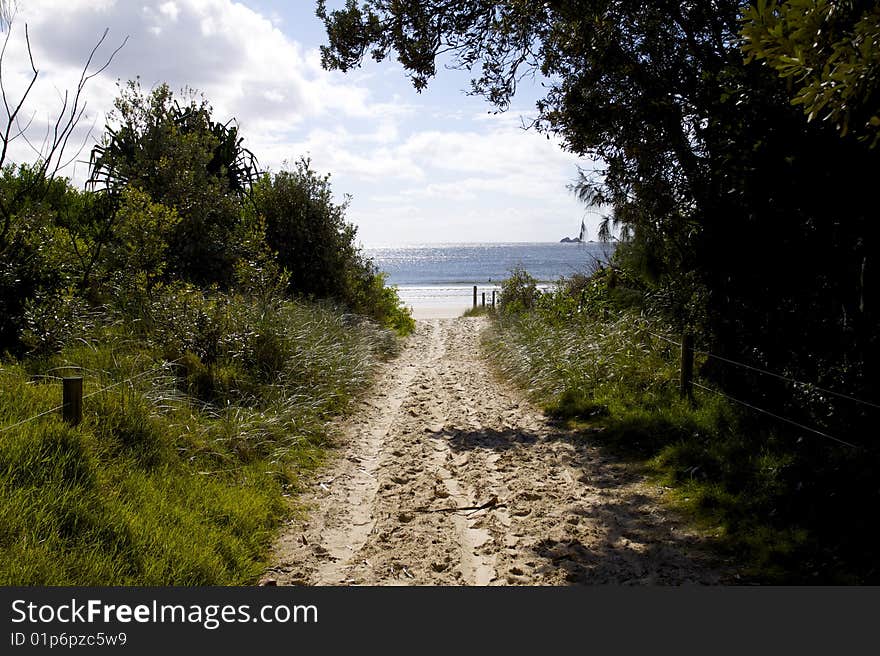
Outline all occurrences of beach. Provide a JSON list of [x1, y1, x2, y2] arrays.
[[410, 305, 469, 319], [367, 242, 613, 317]]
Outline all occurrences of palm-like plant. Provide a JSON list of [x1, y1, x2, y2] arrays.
[[88, 82, 260, 199]]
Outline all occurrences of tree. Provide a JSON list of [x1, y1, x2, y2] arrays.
[[315, 1, 745, 273], [98, 187, 180, 299], [90, 81, 260, 199], [314, 1, 748, 319], [251, 157, 414, 333], [252, 158, 359, 301], [0, 20, 126, 250], [0, 14, 125, 351], [315, 0, 880, 429], [1, 1, 17, 33], [742, 0, 880, 147], [89, 81, 260, 287]]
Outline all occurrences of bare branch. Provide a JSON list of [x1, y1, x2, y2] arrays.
[[0, 19, 127, 246], [49, 103, 88, 180], [41, 29, 128, 181], [0, 25, 39, 170], [1, 23, 15, 116], [0, 0, 18, 34], [10, 109, 36, 140], [14, 117, 46, 158], [84, 33, 129, 84], [58, 113, 99, 171]]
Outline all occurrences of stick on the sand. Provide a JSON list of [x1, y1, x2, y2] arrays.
[[416, 497, 504, 514]]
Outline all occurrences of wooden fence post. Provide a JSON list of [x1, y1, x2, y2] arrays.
[[492, 290, 496, 308], [473, 285, 477, 308], [63, 377, 83, 426], [482, 292, 486, 307], [680, 333, 694, 400]]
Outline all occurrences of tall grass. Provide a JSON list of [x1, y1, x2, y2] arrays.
[[0, 293, 396, 585], [486, 308, 879, 583], [461, 305, 495, 318]]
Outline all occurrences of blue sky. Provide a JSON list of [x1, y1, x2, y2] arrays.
[[4, 0, 603, 246]]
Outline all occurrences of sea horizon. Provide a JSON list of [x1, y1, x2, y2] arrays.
[[365, 241, 615, 316], [361, 239, 607, 249]]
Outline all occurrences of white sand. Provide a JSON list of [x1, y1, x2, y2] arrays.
[[266, 318, 726, 585], [410, 305, 470, 319]]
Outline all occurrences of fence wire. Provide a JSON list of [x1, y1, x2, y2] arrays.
[[0, 358, 183, 434], [647, 330, 880, 412], [690, 381, 861, 450]]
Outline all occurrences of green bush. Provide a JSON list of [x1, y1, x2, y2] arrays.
[[253, 159, 413, 334], [498, 266, 541, 315], [0, 76, 413, 584], [0, 294, 396, 585], [347, 270, 415, 335], [90, 81, 259, 288], [485, 290, 880, 583]]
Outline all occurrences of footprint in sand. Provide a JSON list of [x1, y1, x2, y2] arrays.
[[266, 317, 729, 586]]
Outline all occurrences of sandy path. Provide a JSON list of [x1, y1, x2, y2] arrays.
[[266, 317, 725, 585]]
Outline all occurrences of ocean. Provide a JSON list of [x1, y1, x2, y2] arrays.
[[365, 242, 615, 316]]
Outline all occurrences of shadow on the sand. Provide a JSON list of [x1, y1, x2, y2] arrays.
[[442, 426, 540, 452], [528, 496, 720, 584], [428, 425, 728, 584]]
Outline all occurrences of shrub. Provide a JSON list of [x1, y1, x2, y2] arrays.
[[0, 295, 396, 585], [347, 269, 415, 335], [498, 266, 541, 315], [253, 159, 413, 334]]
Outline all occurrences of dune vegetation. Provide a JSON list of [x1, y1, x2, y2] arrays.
[[0, 79, 411, 584], [487, 267, 879, 583]]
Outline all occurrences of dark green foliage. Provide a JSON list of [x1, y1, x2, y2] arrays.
[[0, 167, 121, 356], [90, 80, 260, 196], [546, 389, 608, 421], [92, 187, 181, 306], [742, 0, 880, 147], [0, 79, 412, 355], [0, 294, 395, 585], [315, 0, 880, 449], [252, 159, 414, 334], [488, 267, 880, 582], [497, 266, 540, 315], [254, 159, 361, 301], [347, 270, 416, 335], [0, 70, 412, 583], [89, 81, 258, 287]]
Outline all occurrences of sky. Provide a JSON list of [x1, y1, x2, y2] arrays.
[[2, 0, 604, 247]]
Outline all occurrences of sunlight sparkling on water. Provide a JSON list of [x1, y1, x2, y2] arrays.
[[366, 242, 613, 311]]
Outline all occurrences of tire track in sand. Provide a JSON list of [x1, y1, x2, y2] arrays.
[[266, 321, 440, 585], [266, 317, 728, 585]]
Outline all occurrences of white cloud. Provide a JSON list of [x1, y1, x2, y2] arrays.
[[285, 127, 427, 183], [9, 1, 401, 153], [0, 1, 597, 245], [158, 2, 180, 22]]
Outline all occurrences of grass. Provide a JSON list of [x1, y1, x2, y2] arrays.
[[0, 294, 397, 585], [485, 308, 880, 584], [462, 305, 496, 318]]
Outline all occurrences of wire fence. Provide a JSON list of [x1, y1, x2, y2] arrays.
[[647, 330, 880, 411], [644, 329, 871, 451], [1, 321, 874, 453], [690, 381, 861, 450], [0, 358, 183, 435]]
